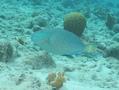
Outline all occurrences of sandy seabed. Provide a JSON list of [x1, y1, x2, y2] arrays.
[[0, 0, 119, 90]]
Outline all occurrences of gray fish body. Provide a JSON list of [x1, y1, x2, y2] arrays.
[[31, 29, 85, 55]]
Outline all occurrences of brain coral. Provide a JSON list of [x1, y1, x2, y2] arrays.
[[64, 12, 86, 36]]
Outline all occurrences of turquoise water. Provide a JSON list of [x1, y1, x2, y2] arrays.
[[0, 0, 119, 90]]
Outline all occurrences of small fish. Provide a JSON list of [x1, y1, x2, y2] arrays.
[[31, 28, 85, 55]]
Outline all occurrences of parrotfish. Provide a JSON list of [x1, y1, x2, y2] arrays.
[[31, 28, 86, 55]]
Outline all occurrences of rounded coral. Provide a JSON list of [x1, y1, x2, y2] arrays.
[[64, 12, 86, 36]]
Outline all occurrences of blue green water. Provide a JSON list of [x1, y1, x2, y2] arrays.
[[0, 0, 119, 90]]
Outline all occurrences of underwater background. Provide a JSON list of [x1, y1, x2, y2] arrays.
[[0, 0, 119, 90]]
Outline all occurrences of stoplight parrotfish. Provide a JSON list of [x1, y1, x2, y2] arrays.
[[31, 28, 97, 56]]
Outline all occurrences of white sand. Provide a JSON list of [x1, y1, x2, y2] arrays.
[[0, 0, 119, 90]]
